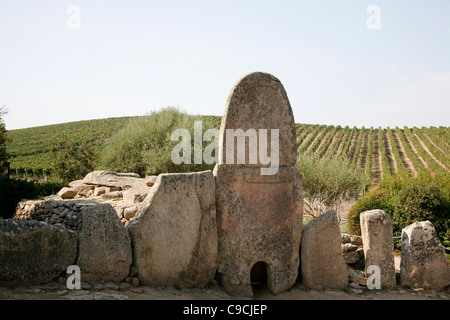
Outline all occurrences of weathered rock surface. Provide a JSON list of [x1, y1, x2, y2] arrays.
[[215, 165, 303, 296], [72, 184, 95, 197], [214, 72, 302, 297], [57, 187, 77, 199], [128, 170, 217, 288], [348, 268, 367, 286], [343, 250, 364, 265], [300, 210, 348, 290], [400, 221, 450, 290], [342, 243, 359, 253], [218, 71, 297, 167], [101, 190, 123, 200], [123, 188, 148, 204], [82, 170, 146, 190], [360, 209, 396, 288], [93, 186, 108, 197], [76, 204, 132, 282], [0, 218, 77, 286]]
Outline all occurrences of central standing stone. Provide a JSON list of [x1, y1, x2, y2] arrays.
[[214, 72, 303, 297]]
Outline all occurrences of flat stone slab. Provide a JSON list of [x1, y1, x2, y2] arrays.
[[82, 170, 147, 190]]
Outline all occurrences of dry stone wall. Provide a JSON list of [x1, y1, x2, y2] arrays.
[[14, 200, 95, 231]]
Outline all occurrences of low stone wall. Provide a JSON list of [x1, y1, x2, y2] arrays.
[[14, 200, 95, 231], [14, 199, 139, 228]]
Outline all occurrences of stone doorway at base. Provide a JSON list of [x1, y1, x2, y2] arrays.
[[250, 261, 269, 297]]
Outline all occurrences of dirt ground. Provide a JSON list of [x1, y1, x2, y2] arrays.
[[1, 278, 449, 301]]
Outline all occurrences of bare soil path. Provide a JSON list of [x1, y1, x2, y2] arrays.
[[384, 131, 398, 173], [424, 133, 446, 154], [336, 132, 350, 157], [306, 129, 325, 153], [296, 128, 309, 145], [323, 130, 342, 158], [298, 131, 315, 151], [347, 130, 360, 161], [315, 130, 333, 155], [403, 133, 429, 170], [371, 133, 381, 185], [436, 134, 450, 148], [357, 131, 368, 170], [393, 132, 417, 176], [414, 133, 448, 171]]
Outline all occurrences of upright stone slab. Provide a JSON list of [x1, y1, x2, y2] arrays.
[[214, 72, 303, 297], [128, 171, 218, 288], [300, 210, 348, 290], [76, 204, 132, 282], [360, 209, 396, 288], [400, 221, 450, 290]]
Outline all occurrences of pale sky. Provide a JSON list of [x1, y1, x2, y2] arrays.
[[1, 1, 449, 130]]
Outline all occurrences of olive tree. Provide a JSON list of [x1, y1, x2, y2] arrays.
[[297, 152, 365, 219]]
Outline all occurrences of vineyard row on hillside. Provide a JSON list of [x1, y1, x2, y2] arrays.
[[296, 124, 450, 185], [7, 119, 450, 186]]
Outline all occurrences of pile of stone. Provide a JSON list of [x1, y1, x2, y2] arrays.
[[59, 170, 157, 201], [341, 235, 365, 269], [15, 170, 158, 226], [347, 268, 368, 293]]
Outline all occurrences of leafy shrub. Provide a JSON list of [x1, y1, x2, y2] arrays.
[[297, 152, 365, 217], [52, 137, 97, 183], [0, 106, 11, 174], [0, 176, 64, 219], [347, 171, 450, 248], [100, 107, 220, 176], [347, 188, 393, 238]]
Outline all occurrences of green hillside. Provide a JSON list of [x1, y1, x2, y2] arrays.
[[7, 117, 138, 174], [6, 117, 450, 185]]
